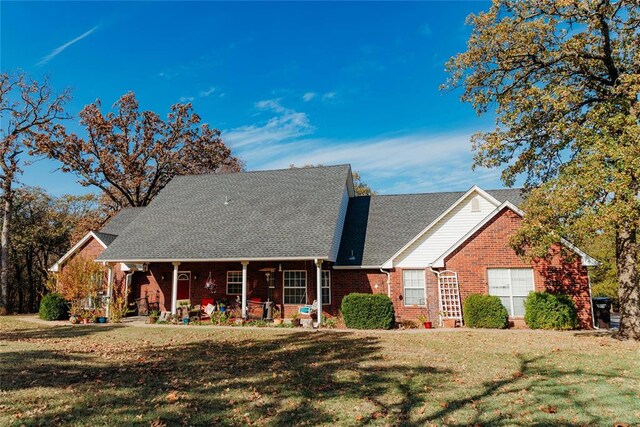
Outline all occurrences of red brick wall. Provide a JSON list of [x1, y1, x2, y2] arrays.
[[443, 209, 592, 329], [132, 260, 343, 319], [58, 236, 126, 293]]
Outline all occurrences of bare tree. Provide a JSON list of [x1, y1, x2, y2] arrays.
[[0, 73, 70, 311]]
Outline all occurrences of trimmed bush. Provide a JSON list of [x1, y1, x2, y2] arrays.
[[463, 294, 509, 328], [341, 293, 395, 329], [524, 291, 578, 330], [39, 293, 70, 321]]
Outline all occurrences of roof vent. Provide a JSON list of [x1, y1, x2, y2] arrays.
[[348, 250, 356, 261], [471, 197, 480, 212], [224, 196, 230, 206]]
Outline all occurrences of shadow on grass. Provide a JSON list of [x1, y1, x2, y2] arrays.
[[1, 330, 451, 426], [1, 327, 637, 426], [1, 323, 125, 341]]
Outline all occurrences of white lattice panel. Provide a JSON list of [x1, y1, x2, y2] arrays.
[[437, 270, 463, 325]]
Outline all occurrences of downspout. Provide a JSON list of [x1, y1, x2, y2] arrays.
[[379, 267, 391, 298], [586, 269, 598, 329], [429, 265, 441, 325]]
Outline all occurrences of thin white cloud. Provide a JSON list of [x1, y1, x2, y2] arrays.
[[199, 87, 217, 97], [37, 26, 99, 66], [224, 100, 505, 193], [179, 96, 194, 103], [224, 99, 314, 149], [302, 92, 316, 102], [322, 92, 337, 101]]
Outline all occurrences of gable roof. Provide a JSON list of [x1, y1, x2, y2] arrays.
[[335, 187, 525, 267], [431, 202, 599, 268], [100, 207, 145, 235], [96, 165, 352, 262], [49, 231, 113, 272]]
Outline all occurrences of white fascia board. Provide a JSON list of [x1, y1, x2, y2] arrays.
[[332, 265, 382, 270], [94, 256, 330, 264], [561, 239, 600, 267], [49, 231, 108, 272], [381, 185, 501, 268], [431, 202, 522, 268]]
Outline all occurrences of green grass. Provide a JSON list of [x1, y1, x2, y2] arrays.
[[1, 316, 638, 426]]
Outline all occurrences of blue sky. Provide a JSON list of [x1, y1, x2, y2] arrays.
[[2, 1, 506, 196]]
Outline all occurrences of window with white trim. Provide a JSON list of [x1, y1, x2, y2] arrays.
[[487, 268, 534, 317], [322, 270, 331, 305], [283, 271, 307, 304], [227, 271, 242, 295], [402, 270, 425, 306]]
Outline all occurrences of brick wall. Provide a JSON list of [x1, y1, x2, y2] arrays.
[[443, 209, 592, 329]]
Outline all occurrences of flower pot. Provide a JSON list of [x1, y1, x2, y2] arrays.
[[83, 318, 89, 324], [149, 316, 158, 324], [273, 318, 283, 326], [183, 318, 190, 325], [98, 317, 107, 323], [70, 315, 79, 325], [423, 321, 432, 329], [291, 319, 300, 327]]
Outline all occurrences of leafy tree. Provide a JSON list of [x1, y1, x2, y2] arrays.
[[446, 0, 639, 338], [0, 73, 70, 311], [36, 92, 243, 211], [52, 254, 105, 317]]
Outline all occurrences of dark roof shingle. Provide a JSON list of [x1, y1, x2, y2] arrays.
[[97, 165, 351, 262], [336, 188, 525, 266]]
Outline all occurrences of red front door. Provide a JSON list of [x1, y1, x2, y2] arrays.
[[177, 272, 190, 300]]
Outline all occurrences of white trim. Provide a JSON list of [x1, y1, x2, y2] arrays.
[[226, 270, 243, 295], [487, 267, 535, 317], [430, 202, 598, 268], [283, 270, 307, 305], [332, 265, 382, 270], [49, 231, 109, 272], [96, 256, 329, 263], [431, 201, 522, 268], [381, 186, 502, 268], [321, 270, 331, 305]]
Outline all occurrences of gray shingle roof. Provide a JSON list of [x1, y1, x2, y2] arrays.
[[93, 232, 118, 247], [336, 188, 525, 267], [100, 207, 145, 236], [96, 165, 351, 262]]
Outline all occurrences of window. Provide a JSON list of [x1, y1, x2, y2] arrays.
[[488, 268, 534, 316], [227, 271, 242, 295], [283, 271, 307, 304], [322, 270, 331, 305], [402, 270, 425, 306]]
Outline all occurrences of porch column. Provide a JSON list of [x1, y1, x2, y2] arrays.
[[315, 259, 323, 328], [241, 261, 249, 319], [171, 262, 180, 314], [105, 263, 114, 318]]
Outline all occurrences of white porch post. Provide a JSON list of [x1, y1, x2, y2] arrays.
[[171, 262, 180, 314], [105, 263, 114, 318], [315, 259, 323, 328], [241, 261, 249, 319]]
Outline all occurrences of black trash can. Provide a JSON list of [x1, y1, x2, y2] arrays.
[[592, 297, 611, 329]]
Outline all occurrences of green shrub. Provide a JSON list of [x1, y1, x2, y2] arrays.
[[38, 293, 70, 321], [463, 294, 509, 329], [341, 293, 395, 329], [524, 291, 578, 330]]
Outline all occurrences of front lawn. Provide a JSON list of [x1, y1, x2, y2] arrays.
[[1, 316, 638, 426]]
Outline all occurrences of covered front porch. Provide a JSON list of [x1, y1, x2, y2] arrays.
[[119, 259, 331, 325]]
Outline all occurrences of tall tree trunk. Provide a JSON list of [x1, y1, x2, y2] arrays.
[[616, 226, 640, 340], [1, 182, 11, 312]]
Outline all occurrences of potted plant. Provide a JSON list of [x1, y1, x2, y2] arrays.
[[440, 311, 457, 328], [272, 305, 283, 325], [149, 310, 159, 324], [290, 312, 300, 327], [417, 314, 432, 329], [81, 309, 92, 324]]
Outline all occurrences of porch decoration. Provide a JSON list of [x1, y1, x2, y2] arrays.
[[436, 270, 463, 327], [204, 271, 217, 293]]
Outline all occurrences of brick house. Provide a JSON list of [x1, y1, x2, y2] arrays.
[[50, 164, 597, 328]]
